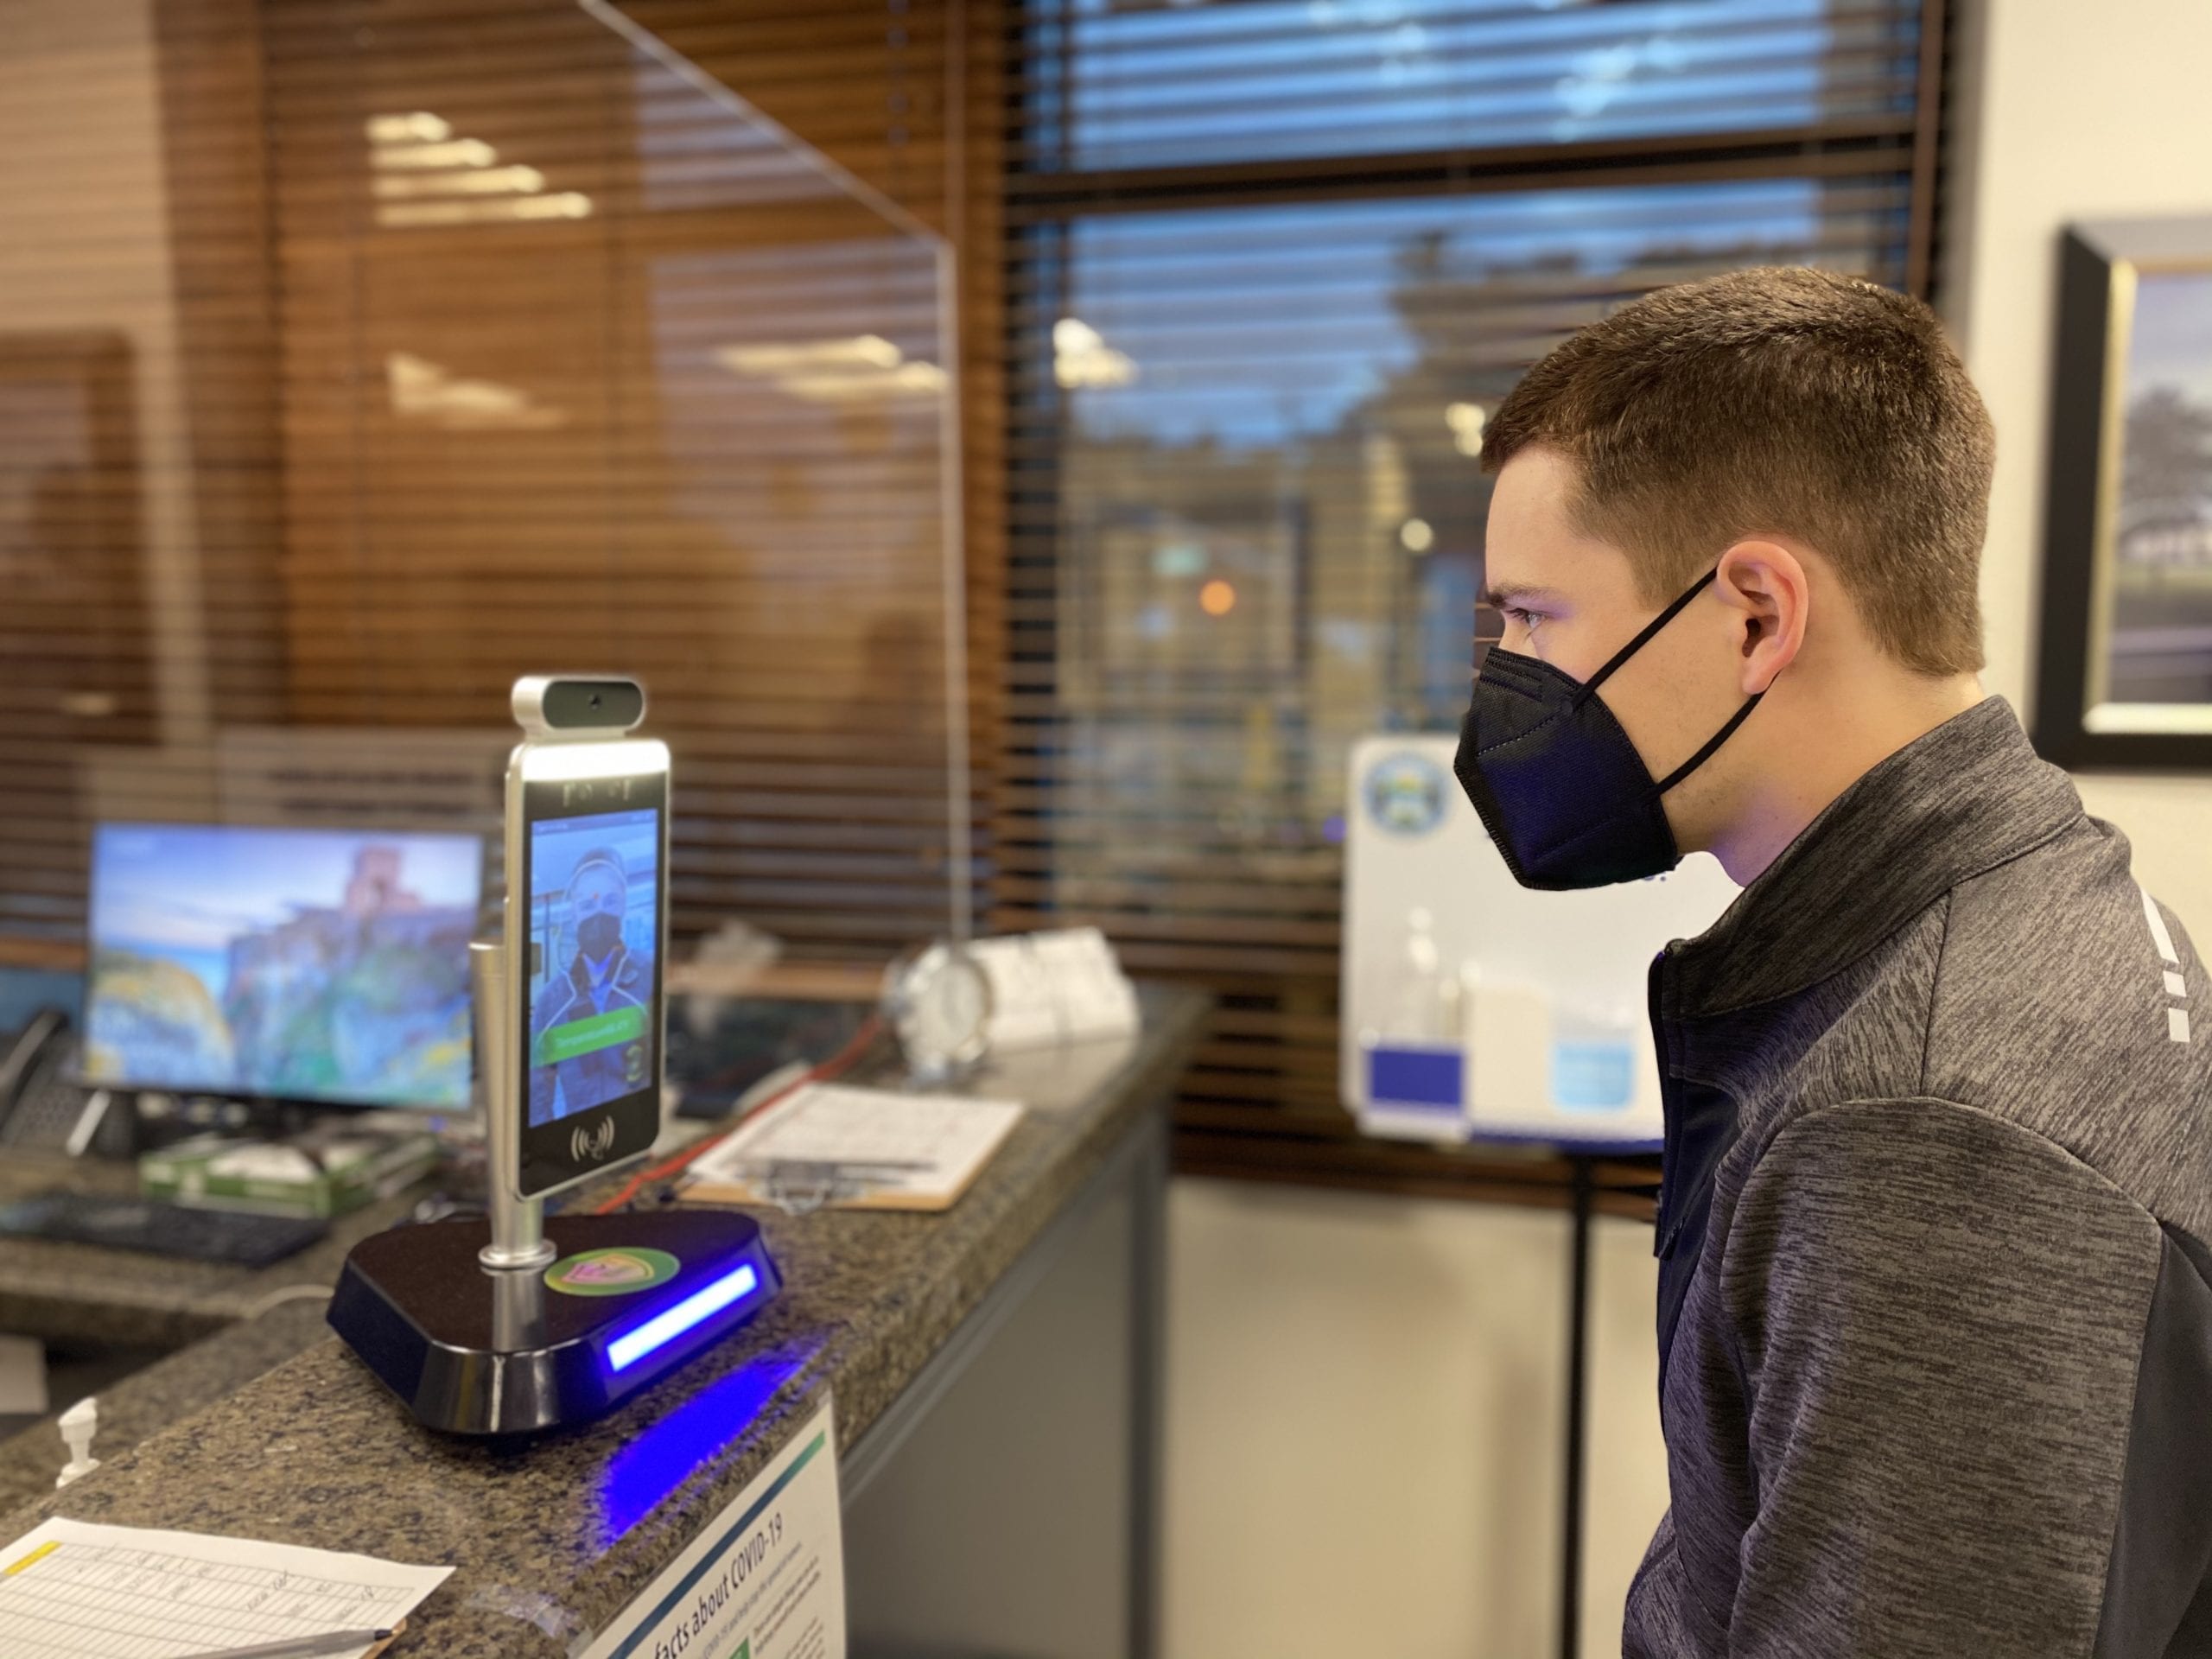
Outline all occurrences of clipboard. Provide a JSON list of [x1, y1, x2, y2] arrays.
[[681, 1084, 1024, 1211]]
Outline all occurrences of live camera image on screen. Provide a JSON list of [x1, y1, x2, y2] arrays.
[[85, 825, 483, 1109], [527, 808, 659, 1128]]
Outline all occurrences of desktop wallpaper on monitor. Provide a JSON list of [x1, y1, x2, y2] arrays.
[[84, 824, 483, 1109]]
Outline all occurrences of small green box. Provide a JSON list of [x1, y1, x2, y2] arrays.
[[139, 1128, 442, 1219]]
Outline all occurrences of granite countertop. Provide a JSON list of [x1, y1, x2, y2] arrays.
[[0, 985, 1210, 1656], [0, 1154, 440, 1351], [0, 1297, 337, 1515]]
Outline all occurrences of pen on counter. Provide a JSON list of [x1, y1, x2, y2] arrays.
[[176, 1629, 397, 1659]]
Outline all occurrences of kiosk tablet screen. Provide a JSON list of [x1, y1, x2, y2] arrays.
[[525, 806, 661, 1128]]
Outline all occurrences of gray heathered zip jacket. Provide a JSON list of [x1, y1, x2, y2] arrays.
[[1624, 696, 2212, 1657]]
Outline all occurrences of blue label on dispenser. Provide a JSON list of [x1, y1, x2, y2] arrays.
[[1367, 1045, 1464, 1112], [1551, 1041, 1635, 1110]]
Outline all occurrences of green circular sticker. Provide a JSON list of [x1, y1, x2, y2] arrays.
[[543, 1247, 681, 1297]]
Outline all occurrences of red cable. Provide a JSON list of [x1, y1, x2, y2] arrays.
[[590, 1012, 886, 1215]]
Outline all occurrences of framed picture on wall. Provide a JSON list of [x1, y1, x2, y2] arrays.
[[2036, 218, 2212, 769]]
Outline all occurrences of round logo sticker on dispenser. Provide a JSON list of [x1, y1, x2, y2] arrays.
[[544, 1246, 681, 1297], [1365, 751, 1448, 836]]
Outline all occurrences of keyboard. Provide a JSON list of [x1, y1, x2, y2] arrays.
[[0, 1193, 328, 1268]]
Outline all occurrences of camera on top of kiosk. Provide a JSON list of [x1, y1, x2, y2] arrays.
[[511, 676, 647, 739]]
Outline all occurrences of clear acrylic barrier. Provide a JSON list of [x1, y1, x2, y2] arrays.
[[0, 0, 968, 983]]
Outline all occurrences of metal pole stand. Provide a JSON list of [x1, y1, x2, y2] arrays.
[[471, 933, 552, 1271], [1559, 1154, 1594, 1659]]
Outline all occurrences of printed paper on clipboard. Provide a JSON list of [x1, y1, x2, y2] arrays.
[[682, 1084, 1023, 1211]]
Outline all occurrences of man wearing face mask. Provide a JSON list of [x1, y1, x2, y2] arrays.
[[529, 847, 654, 1126], [1459, 268, 2212, 1654]]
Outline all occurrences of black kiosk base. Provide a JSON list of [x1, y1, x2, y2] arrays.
[[329, 1209, 780, 1435]]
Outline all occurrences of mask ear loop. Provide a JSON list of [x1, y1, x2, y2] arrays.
[[1653, 690, 1764, 795], [1568, 568, 1719, 710], [1565, 566, 1764, 796]]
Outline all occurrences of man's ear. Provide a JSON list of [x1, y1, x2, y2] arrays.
[[1712, 540, 1808, 696]]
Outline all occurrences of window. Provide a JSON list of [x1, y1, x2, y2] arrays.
[[997, 0, 1944, 1181]]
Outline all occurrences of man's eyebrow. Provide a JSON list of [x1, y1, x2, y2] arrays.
[[1479, 582, 1560, 609]]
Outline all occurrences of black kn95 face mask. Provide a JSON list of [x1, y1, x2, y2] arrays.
[[1452, 568, 1763, 891]]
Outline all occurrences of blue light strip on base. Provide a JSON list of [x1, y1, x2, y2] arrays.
[[607, 1263, 760, 1374]]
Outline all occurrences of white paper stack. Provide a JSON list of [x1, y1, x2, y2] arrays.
[[972, 927, 1140, 1052], [0, 1516, 452, 1658]]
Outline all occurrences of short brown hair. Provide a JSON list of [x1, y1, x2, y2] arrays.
[[1482, 267, 1993, 676]]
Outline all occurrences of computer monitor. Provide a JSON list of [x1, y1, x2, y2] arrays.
[[83, 823, 485, 1111]]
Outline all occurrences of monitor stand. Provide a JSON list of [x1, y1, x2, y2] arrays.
[[328, 930, 780, 1435], [130, 1090, 375, 1153]]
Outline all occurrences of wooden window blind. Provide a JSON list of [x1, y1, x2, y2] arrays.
[[996, 0, 1948, 1188], [1, 0, 997, 977]]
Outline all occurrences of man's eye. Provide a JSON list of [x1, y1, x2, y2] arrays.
[[1506, 607, 1545, 632]]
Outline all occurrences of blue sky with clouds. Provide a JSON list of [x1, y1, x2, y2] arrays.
[[92, 825, 482, 993], [2126, 270, 2212, 410]]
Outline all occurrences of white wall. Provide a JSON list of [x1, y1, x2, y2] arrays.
[[1164, 1182, 1667, 1659], [1950, 0, 2212, 937]]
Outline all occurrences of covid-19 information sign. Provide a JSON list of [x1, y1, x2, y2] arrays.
[[578, 1399, 845, 1659]]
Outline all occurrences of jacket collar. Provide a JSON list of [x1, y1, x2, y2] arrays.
[[569, 941, 632, 996], [1661, 697, 2084, 1019]]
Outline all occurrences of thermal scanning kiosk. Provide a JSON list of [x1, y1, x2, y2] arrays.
[[329, 677, 781, 1434]]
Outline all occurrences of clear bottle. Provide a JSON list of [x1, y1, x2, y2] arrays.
[[1380, 906, 1460, 1042]]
